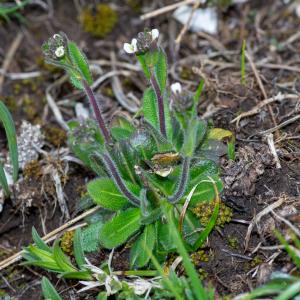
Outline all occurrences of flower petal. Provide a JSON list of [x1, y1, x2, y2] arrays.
[[171, 82, 182, 94], [151, 29, 159, 40], [131, 38, 138, 52], [123, 43, 134, 54]]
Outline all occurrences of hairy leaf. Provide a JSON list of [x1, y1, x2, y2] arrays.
[[130, 224, 155, 268], [41, 277, 62, 300], [99, 208, 141, 249]]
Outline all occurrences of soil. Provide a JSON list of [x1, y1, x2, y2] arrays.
[[0, 0, 299, 299]]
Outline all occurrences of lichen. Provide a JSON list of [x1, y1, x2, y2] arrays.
[[80, 4, 118, 38], [60, 230, 75, 255], [192, 200, 233, 228]]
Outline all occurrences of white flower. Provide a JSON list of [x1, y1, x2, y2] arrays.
[[123, 38, 138, 54], [55, 46, 65, 58], [171, 82, 182, 94], [53, 34, 61, 39], [151, 28, 159, 40]]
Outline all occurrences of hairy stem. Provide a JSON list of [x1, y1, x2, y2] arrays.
[[101, 153, 140, 207], [168, 157, 190, 204], [82, 80, 112, 144], [150, 74, 166, 138]]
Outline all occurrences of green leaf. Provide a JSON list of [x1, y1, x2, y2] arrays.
[[81, 222, 103, 252], [129, 129, 156, 160], [156, 220, 176, 252], [99, 208, 141, 249], [32, 227, 52, 253], [87, 178, 130, 210], [154, 49, 168, 93], [142, 88, 159, 130], [184, 175, 223, 206], [41, 277, 62, 300], [110, 115, 135, 141], [207, 128, 232, 140], [0, 163, 9, 196], [0, 101, 18, 182], [53, 240, 77, 273], [59, 271, 92, 280], [136, 54, 151, 79], [193, 79, 205, 109], [162, 202, 207, 300], [275, 281, 300, 300], [67, 41, 93, 89], [130, 224, 155, 268], [181, 118, 202, 157], [73, 228, 85, 268]]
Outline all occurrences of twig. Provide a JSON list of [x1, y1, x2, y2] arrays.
[[175, 0, 201, 46], [231, 93, 299, 126], [0, 32, 23, 93], [259, 114, 300, 135], [244, 196, 286, 251], [0, 206, 101, 271], [266, 133, 281, 169], [46, 75, 69, 130], [271, 210, 300, 238], [140, 0, 196, 20], [110, 52, 139, 113], [245, 50, 279, 139]]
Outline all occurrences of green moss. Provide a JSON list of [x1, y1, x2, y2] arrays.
[[126, 0, 143, 13], [23, 160, 42, 180], [60, 230, 75, 255], [2, 95, 17, 112], [227, 236, 239, 249], [43, 125, 67, 147], [22, 95, 38, 121], [192, 201, 233, 228], [80, 4, 118, 38], [0, 289, 7, 297], [180, 66, 194, 80], [198, 268, 208, 280], [102, 85, 114, 98], [190, 250, 209, 265]]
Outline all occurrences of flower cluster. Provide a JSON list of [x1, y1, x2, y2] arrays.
[[42, 33, 67, 61], [123, 28, 159, 54]]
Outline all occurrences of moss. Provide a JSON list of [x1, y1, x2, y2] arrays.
[[0, 289, 7, 297], [80, 4, 118, 38], [198, 268, 208, 280], [192, 200, 233, 228], [2, 95, 17, 112], [227, 236, 239, 249], [190, 250, 209, 265], [250, 255, 263, 268], [60, 230, 75, 255], [23, 160, 42, 180], [102, 85, 114, 98], [43, 125, 67, 147], [180, 66, 194, 80], [126, 0, 143, 13], [22, 95, 38, 121]]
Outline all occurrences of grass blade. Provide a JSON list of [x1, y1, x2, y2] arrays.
[[0, 101, 18, 182]]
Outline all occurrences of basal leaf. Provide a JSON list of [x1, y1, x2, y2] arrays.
[[99, 208, 141, 249], [53, 240, 77, 273], [110, 115, 135, 141], [130, 223, 155, 268], [0, 163, 9, 196], [73, 228, 85, 268], [207, 128, 232, 140], [41, 277, 62, 300], [87, 178, 130, 211]]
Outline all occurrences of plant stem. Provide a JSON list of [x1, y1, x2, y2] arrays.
[[101, 153, 140, 207], [168, 157, 190, 203], [150, 74, 166, 138], [82, 80, 112, 144]]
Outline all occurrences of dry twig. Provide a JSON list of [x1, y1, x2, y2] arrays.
[[0, 206, 101, 271], [0, 32, 23, 93]]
